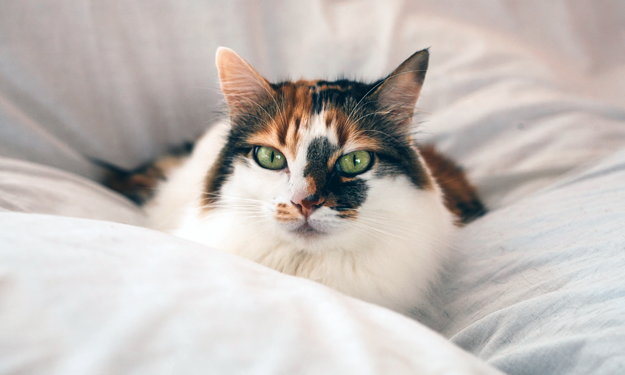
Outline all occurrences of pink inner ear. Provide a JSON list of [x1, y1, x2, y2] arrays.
[[215, 47, 274, 111], [374, 49, 428, 117], [373, 72, 424, 126], [377, 74, 423, 109]]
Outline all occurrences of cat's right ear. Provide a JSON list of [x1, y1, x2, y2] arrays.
[[216, 47, 274, 114]]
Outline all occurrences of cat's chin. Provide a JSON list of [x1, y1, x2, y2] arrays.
[[292, 222, 322, 237], [284, 221, 329, 242]]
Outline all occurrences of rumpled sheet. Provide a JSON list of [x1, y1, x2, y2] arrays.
[[1, 0, 624, 207], [0, 212, 501, 375], [0, 157, 143, 225], [443, 146, 625, 375]]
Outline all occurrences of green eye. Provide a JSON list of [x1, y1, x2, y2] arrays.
[[337, 150, 372, 175], [255, 146, 286, 170]]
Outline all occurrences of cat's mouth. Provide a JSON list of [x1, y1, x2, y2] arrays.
[[291, 221, 323, 239]]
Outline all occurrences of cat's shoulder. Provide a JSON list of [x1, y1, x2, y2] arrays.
[[417, 144, 486, 224], [101, 121, 230, 205]]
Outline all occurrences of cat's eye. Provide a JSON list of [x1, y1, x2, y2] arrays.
[[254, 146, 287, 170], [336, 150, 372, 175]]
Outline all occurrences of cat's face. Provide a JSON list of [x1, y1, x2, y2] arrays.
[[204, 48, 435, 250]]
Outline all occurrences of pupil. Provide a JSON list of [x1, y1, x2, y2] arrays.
[[271, 151, 275, 163], [353, 154, 357, 166]]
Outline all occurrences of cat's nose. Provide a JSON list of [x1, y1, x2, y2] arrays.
[[291, 194, 325, 218]]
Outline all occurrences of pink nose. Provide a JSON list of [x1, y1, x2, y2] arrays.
[[291, 195, 325, 218]]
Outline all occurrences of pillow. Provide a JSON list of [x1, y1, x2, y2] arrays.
[[0, 156, 143, 225], [0, 212, 501, 375]]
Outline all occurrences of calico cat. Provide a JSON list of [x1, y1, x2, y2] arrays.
[[104, 47, 485, 315]]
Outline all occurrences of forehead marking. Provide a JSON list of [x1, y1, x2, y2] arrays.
[[245, 81, 385, 177], [302, 136, 339, 197]]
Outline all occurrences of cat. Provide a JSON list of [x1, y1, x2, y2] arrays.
[[103, 47, 485, 316]]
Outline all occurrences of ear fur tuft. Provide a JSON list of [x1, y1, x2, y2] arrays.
[[215, 47, 274, 114], [373, 49, 429, 125]]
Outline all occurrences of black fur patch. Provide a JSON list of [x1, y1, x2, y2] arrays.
[[203, 127, 256, 204], [456, 199, 487, 223], [310, 80, 377, 114], [303, 137, 336, 195], [303, 136, 369, 210], [331, 178, 369, 210]]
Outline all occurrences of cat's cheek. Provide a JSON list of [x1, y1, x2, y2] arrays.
[[359, 175, 418, 213], [356, 175, 454, 236], [227, 161, 289, 200]]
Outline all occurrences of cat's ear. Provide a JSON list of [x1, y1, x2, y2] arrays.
[[216, 47, 274, 113], [373, 49, 429, 124]]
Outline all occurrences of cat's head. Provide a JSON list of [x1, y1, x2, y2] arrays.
[[204, 47, 445, 250]]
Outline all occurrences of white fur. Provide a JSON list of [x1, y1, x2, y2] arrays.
[[145, 119, 456, 315]]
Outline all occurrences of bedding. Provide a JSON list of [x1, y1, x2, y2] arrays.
[[1, 0, 624, 374], [443, 147, 625, 374], [2, 0, 625, 207], [0, 157, 143, 225], [0, 212, 500, 375]]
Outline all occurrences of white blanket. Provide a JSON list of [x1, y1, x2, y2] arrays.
[[0, 211, 500, 374]]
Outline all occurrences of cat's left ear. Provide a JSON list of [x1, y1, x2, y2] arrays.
[[216, 47, 274, 114], [373, 49, 429, 124]]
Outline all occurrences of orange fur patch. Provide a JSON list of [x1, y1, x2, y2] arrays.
[[337, 210, 358, 219], [419, 145, 485, 224], [244, 81, 384, 164], [322, 195, 337, 207], [304, 176, 318, 195], [275, 202, 300, 222]]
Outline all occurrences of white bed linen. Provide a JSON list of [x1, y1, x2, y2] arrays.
[[1, 0, 625, 207], [443, 146, 625, 374], [0, 157, 143, 225], [0, 212, 501, 375]]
